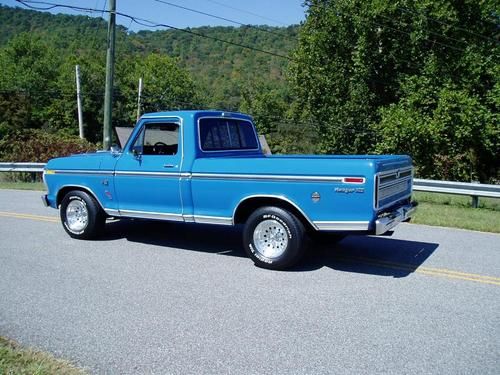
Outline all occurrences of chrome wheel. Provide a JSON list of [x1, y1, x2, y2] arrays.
[[253, 219, 289, 259], [65, 199, 88, 232]]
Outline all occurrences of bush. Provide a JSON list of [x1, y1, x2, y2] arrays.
[[0, 129, 99, 163]]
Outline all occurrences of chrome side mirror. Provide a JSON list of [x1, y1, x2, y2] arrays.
[[110, 144, 122, 154]]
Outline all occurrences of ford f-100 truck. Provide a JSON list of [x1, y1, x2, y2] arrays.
[[43, 110, 416, 269]]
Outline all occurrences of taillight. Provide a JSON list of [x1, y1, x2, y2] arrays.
[[343, 177, 365, 184]]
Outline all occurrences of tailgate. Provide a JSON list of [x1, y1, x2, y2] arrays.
[[374, 157, 413, 210]]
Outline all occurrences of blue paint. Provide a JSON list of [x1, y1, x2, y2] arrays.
[[44, 110, 414, 232]]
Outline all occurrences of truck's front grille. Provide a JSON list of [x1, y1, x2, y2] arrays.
[[376, 167, 413, 209]]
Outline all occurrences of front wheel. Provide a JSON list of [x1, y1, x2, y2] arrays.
[[60, 190, 105, 239], [243, 206, 307, 270]]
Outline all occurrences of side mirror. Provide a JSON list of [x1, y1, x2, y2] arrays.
[[110, 144, 122, 154], [132, 148, 142, 159]]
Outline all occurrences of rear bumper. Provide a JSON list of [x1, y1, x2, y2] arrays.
[[375, 201, 417, 235]]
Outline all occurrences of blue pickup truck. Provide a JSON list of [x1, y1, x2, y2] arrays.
[[43, 110, 416, 269]]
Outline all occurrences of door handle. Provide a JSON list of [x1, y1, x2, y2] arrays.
[[163, 164, 177, 168]]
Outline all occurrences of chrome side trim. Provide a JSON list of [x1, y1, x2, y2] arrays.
[[182, 215, 196, 223], [232, 194, 318, 230], [53, 170, 114, 175], [314, 221, 370, 231], [192, 173, 345, 183], [53, 170, 363, 183], [104, 208, 120, 216], [105, 210, 232, 226], [114, 171, 182, 178], [118, 209, 184, 222], [193, 215, 233, 225]]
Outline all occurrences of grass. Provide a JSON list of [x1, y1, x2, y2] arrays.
[[0, 336, 85, 375], [0, 181, 45, 191], [413, 191, 500, 210], [412, 192, 500, 233]]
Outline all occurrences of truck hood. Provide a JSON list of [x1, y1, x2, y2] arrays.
[[45, 151, 109, 171]]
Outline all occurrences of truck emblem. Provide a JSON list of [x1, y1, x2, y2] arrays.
[[311, 192, 321, 202], [335, 187, 365, 194]]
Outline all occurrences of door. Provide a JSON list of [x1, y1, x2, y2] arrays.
[[114, 121, 183, 220]]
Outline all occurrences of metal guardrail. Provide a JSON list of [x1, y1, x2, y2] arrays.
[[1, 162, 499, 207], [413, 178, 500, 208], [413, 179, 500, 198], [0, 162, 46, 173]]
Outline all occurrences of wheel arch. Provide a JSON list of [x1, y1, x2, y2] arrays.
[[56, 185, 106, 212], [233, 195, 317, 232]]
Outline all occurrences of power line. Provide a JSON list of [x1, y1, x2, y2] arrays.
[[153, 0, 286, 37], [397, 6, 499, 45], [12, 0, 495, 104], [16, 0, 294, 61], [371, 19, 467, 53], [375, 12, 471, 49], [203, 0, 289, 26]]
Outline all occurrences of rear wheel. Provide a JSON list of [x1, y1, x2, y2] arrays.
[[243, 206, 307, 270], [60, 190, 105, 239]]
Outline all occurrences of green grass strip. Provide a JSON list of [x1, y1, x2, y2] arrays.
[[0, 336, 85, 375], [411, 202, 500, 233]]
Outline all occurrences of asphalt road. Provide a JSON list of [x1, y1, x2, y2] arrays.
[[1, 189, 499, 374]]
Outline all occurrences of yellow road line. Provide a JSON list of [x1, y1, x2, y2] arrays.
[[0, 211, 58, 223], [0, 210, 498, 286], [342, 255, 500, 282], [337, 256, 500, 286]]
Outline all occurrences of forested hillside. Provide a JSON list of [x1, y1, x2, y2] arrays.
[[0, 2, 498, 183], [0, 5, 296, 109]]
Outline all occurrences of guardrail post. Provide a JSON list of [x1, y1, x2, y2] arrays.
[[471, 196, 479, 208]]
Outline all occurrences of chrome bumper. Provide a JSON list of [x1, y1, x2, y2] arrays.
[[375, 202, 417, 235]]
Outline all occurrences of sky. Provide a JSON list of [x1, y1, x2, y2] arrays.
[[1, 0, 307, 31]]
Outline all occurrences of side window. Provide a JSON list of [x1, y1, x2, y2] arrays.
[[199, 118, 258, 151], [132, 123, 179, 155]]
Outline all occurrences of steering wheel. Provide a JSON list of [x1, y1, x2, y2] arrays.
[[153, 142, 168, 154]]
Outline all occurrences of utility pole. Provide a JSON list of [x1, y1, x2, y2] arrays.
[[103, 0, 116, 150], [75, 65, 84, 139], [136, 77, 143, 122]]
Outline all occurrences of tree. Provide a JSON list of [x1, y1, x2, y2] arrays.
[[289, 0, 499, 181], [115, 53, 204, 125], [0, 33, 59, 133]]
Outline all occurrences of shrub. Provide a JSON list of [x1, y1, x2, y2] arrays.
[[0, 129, 99, 162]]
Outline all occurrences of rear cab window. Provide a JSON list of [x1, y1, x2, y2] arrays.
[[199, 118, 259, 152]]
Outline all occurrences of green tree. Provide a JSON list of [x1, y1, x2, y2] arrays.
[[116, 53, 203, 125], [290, 0, 499, 181], [0, 33, 59, 133]]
